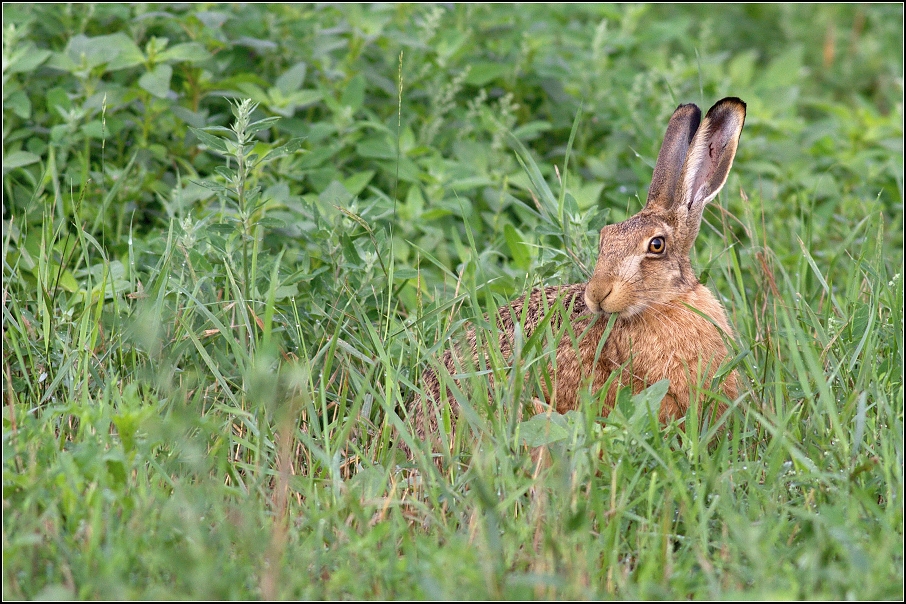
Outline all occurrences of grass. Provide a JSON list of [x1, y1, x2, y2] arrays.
[[3, 3, 903, 599]]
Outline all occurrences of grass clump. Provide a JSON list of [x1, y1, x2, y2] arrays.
[[3, 4, 903, 599]]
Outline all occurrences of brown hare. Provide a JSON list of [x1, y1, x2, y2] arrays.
[[405, 97, 746, 458]]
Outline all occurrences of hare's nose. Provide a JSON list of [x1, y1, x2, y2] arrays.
[[584, 280, 612, 314]]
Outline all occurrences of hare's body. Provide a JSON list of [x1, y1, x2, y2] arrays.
[[406, 98, 746, 455], [412, 283, 736, 446]]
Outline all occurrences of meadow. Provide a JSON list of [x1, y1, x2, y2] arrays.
[[2, 4, 903, 599]]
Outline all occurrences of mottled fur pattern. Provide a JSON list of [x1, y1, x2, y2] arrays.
[[403, 98, 746, 459]]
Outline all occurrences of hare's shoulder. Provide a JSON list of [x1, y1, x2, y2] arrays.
[[678, 284, 734, 337]]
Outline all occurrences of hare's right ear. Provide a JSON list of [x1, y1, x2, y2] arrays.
[[673, 97, 747, 248], [645, 103, 702, 209]]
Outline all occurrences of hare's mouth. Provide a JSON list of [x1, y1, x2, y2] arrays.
[[613, 303, 649, 320]]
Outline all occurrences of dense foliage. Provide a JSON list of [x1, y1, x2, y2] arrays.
[[3, 4, 903, 599]]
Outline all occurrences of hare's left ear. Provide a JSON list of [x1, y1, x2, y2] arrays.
[[674, 97, 746, 248]]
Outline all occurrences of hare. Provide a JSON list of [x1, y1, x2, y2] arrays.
[[405, 97, 746, 458]]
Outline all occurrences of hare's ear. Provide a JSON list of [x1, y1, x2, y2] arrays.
[[673, 97, 746, 247], [645, 103, 701, 210]]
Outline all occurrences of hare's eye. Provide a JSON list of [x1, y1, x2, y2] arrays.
[[648, 236, 666, 254]]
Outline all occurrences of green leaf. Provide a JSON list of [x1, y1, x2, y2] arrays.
[[99, 34, 145, 71], [342, 170, 375, 197], [171, 106, 209, 128], [104, 455, 128, 486], [275, 61, 307, 96], [246, 117, 282, 134], [214, 166, 238, 182], [46, 87, 72, 113], [268, 89, 323, 116], [341, 74, 366, 111], [157, 42, 211, 64], [6, 90, 31, 119], [519, 412, 569, 447], [63, 33, 143, 71], [319, 180, 352, 206], [292, 90, 324, 107], [44, 50, 78, 73], [2, 151, 41, 173], [58, 270, 79, 293], [138, 63, 173, 98], [507, 132, 559, 221], [340, 232, 361, 262], [504, 224, 531, 270], [5, 45, 51, 74], [189, 127, 229, 154], [235, 82, 270, 104], [574, 182, 605, 210], [464, 62, 510, 86], [628, 379, 670, 425], [274, 284, 299, 299], [356, 135, 395, 159], [261, 137, 307, 162], [511, 120, 553, 141], [81, 120, 105, 139], [192, 179, 228, 193], [392, 268, 420, 280], [564, 192, 579, 218], [256, 216, 286, 229]]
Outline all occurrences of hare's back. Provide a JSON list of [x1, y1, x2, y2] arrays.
[[496, 283, 590, 336]]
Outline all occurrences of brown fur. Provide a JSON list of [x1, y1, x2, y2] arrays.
[[402, 98, 746, 459]]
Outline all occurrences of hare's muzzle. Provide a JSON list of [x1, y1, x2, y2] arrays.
[[585, 274, 647, 317], [583, 279, 613, 315]]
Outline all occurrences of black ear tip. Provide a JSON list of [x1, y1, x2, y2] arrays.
[[712, 97, 747, 113], [674, 103, 702, 117], [669, 103, 702, 142]]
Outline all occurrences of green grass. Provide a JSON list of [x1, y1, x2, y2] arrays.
[[3, 3, 903, 599]]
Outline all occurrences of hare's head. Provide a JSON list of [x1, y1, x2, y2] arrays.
[[584, 98, 746, 317]]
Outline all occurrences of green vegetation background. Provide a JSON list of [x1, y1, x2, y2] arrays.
[[3, 3, 903, 599]]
